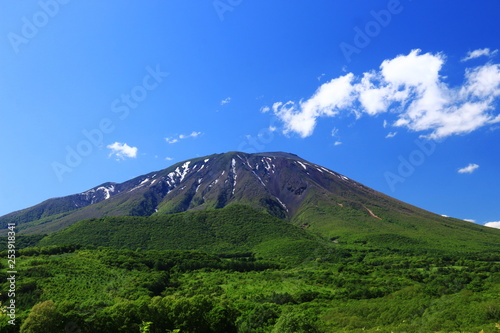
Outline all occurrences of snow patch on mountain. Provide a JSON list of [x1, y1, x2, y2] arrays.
[[276, 197, 288, 212], [297, 161, 307, 170], [82, 184, 116, 202], [195, 178, 203, 193], [231, 158, 238, 194], [263, 157, 275, 173], [177, 161, 191, 182], [252, 170, 266, 187]]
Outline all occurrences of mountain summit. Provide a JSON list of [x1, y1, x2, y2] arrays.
[[2, 152, 363, 232], [1, 151, 499, 252]]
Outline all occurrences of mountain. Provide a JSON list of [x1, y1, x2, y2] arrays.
[[1, 151, 499, 252], [0, 151, 366, 233]]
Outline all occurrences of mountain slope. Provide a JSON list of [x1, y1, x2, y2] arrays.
[[1, 151, 377, 234], [37, 204, 331, 263], [1, 151, 499, 253]]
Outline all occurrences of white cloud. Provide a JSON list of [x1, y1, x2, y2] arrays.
[[461, 48, 498, 62], [221, 97, 231, 105], [382, 49, 445, 86], [266, 49, 500, 139], [462, 64, 500, 98], [107, 142, 138, 160], [165, 138, 179, 144], [331, 128, 342, 145], [385, 132, 397, 138], [271, 74, 356, 138], [484, 221, 500, 229], [166, 131, 202, 144], [458, 163, 479, 174], [165, 157, 173, 161], [261, 106, 271, 113], [464, 219, 476, 223], [179, 131, 201, 139]]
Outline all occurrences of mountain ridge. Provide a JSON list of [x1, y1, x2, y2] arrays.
[[1, 151, 499, 253], [1, 151, 367, 234]]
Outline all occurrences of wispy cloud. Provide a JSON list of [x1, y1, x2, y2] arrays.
[[385, 132, 397, 138], [107, 142, 138, 160], [484, 221, 500, 229], [166, 131, 203, 144], [461, 48, 498, 62], [464, 219, 476, 223], [165, 156, 174, 161], [260, 106, 271, 113], [458, 163, 479, 174], [266, 49, 500, 139], [221, 97, 231, 105], [179, 131, 201, 139], [330, 128, 342, 146], [165, 138, 179, 144]]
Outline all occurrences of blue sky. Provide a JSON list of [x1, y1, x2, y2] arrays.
[[1, 1, 500, 228]]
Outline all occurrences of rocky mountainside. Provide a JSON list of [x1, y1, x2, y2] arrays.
[[1, 151, 498, 251], [0, 152, 368, 233]]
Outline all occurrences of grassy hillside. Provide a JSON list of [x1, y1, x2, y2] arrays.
[[292, 194, 500, 253], [36, 202, 500, 259], [37, 204, 329, 263]]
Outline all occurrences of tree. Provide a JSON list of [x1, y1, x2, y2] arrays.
[[20, 300, 64, 333], [139, 321, 152, 333], [271, 311, 322, 333]]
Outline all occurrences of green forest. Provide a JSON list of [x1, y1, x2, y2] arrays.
[[0, 205, 499, 332]]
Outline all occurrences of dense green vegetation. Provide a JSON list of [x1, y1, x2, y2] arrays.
[[35, 204, 500, 256], [0, 245, 499, 332], [1, 205, 499, 332], [36, 205, 328, 264]]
